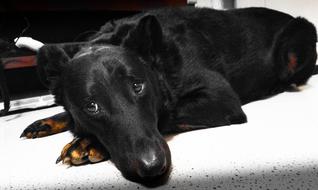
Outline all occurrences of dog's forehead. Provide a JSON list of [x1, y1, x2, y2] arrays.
[[67, 45, 145, 81], [69, 45, 126, 71], [72, 45, 143, 71], [64, 45, 145, 101]]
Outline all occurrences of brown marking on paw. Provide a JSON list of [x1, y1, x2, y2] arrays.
[[56, 137, 107, 166], [21, 119, 68, 139], [88, 146, 105, 163], [40, 119, 68, 134]]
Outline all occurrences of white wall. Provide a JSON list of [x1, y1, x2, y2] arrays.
[[236, 0, 318, 29], [188, 0, 234, 9]]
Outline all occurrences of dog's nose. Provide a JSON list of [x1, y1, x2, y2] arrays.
[[136, 150, 167, 178]]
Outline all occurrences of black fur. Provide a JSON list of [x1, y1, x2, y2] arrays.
[[314, 65, 318, 75], [36, 7, 317, 183]]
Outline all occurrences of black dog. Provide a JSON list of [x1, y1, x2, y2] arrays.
[[21, 7, 317, 184]]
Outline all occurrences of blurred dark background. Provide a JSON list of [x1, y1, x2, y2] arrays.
[[0, 0, 187, 114], [0, 0, 187, 43]]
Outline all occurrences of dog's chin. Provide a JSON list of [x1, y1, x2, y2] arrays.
[[122, 162, 172, 187]]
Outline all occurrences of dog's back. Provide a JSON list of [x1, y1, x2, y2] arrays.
[[147, 7, 316, 103], [93, 7, 316, 104]]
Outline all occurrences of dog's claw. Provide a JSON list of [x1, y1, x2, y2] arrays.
[[56, 156, 62, 164], [20, 131, 25, 138]]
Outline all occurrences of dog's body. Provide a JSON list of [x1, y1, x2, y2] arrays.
[[21, 7, 317, 184]]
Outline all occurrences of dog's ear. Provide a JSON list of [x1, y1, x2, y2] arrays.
[[37, 45, 70, 103], [123, 15, 163, 59]]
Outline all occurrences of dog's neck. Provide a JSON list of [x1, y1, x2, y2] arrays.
[[153, 39, 183, 115]]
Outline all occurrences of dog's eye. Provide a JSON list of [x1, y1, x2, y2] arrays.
[[132, 83, 144, 94], [86, 102, 100, 114]]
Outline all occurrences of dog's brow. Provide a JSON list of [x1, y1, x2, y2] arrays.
[[102, 58, 126, 75]]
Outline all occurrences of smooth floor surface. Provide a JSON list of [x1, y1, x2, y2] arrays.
[[1, 75, 318, 190]]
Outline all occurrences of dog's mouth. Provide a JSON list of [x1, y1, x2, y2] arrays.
[[122, 143, 172, 186], [129, 161, 172, 187], [102, 136, 172, 185]]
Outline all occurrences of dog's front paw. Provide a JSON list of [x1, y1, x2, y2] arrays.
[[20, 118, 68, 139], [56, 137, 109, 166]]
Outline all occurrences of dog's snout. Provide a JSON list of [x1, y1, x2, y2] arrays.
[[136, 150, 167, 178]]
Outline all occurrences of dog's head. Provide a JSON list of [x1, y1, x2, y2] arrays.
[[37, 15, 179, 183]]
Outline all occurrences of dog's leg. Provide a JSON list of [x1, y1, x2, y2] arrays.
[[20, 112, 71, 138], [56, 137, 109, 166], [272, 17, 317, 86], [161, 70, 247, 134]]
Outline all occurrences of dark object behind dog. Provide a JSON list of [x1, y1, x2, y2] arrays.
[[20, 7, 317, 185], [0, 39, 13, 115], [0, 60, 10, 115]]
